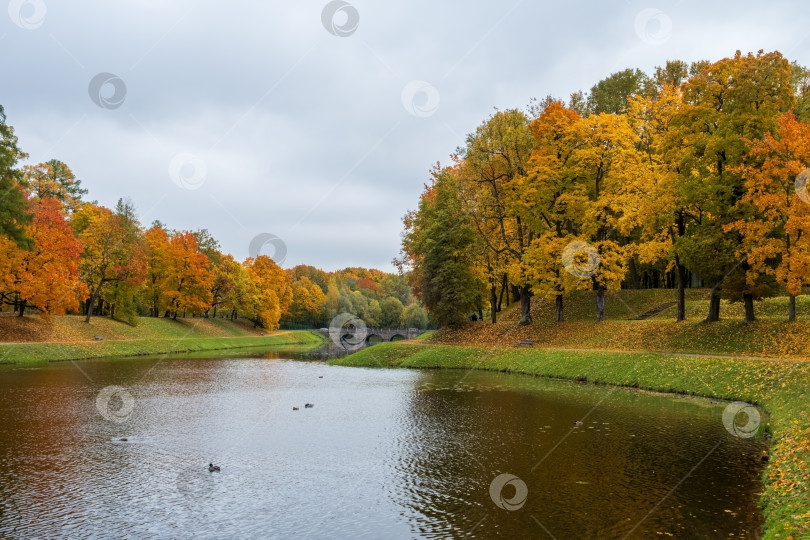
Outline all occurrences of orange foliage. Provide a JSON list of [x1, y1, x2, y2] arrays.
[[0, 198, 85, 318]]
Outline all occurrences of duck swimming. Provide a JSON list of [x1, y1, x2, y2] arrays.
[[574, 421, 583, 426], [305, 403, 314, 408], [208, 463, 221, 472]]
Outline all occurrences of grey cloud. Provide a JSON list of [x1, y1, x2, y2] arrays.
[[2, 0, 808, 271]]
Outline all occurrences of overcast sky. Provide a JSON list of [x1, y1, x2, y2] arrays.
[[2, 1, 808, 272]]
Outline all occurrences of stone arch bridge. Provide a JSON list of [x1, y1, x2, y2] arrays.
[[315, 327, 426, 344]]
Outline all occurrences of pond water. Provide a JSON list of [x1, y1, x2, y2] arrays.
[[0, 347, 767, 538]]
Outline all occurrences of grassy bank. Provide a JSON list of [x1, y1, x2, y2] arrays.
[[0, 330, 325, 365], [438, 290, 810, 358], [331, 342, 810, 538], [0, 313, 271, 343]]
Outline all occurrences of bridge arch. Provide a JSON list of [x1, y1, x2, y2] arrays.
[[316, 326, 427, 344]]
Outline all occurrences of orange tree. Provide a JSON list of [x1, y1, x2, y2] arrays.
[[163, 231, 214, 319], [730, 112, 810, 320], [72, 203, 143, 323], [0, 198, 84, 317]]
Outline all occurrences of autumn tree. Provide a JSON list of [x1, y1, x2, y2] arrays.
[[23, 160, 87, 213], [73, 203, 144, 323], [143, 225, 171, 317], [286, 276, 326, 326], [522, 101, 585, 322], [324, 279, 340, 321], [163, 231, 214, 319], [630, 84, 697, 321], [673, 50, 794, 321], [0, 198, 84, 317], [244, 255, 291, 329], [102, 199, 146, 323], [461, 109, 536, 324], [290, 265, 329, 294], [730, 112, 810, 320], [565, 112, 644, 321]]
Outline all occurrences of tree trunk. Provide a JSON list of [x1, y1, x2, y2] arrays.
[[675, 257, 686, 322], [706, 289, 721, 322], [18, 299, 26, 317], [85, 289, 102, 323], [743, 293, 756, 323], [518, 285, 532, 325], [511, 285, 521, 305], [595, 287, 605, 322], [789, 294, 796, 322], [555, 294, 563, 323], [109, 303, 116, 319], [628, 256, 639, 289], [497, 274, 507, 311], [489, 282, 497, 324]]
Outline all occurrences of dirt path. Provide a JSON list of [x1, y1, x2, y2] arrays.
[[0, 331, 292, 346], [422, 341, 809, 363]]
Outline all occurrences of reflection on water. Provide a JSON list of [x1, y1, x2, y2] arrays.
[[0, 354, 766, 538]]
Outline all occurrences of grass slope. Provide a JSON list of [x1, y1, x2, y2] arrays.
[[0, 313, 269, 343], [0, 313, 325, 365], [439, 290, 810, 358]]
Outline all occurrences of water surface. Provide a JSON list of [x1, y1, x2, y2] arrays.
[[0, 351, 766, 538]]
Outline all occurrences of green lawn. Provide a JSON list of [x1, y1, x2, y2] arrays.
[[0, 331, 325, 365]]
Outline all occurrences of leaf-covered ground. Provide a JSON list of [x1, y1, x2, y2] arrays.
[[0, 315, 326, 365], [435, 290, 810, 358], [0, 314, 268, 343]]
